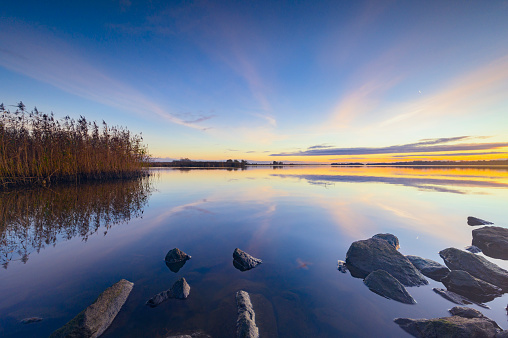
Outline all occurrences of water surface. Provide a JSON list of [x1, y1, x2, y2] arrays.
[[2, 166, 508, 337]]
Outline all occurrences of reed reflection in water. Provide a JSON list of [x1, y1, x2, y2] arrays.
[[0, 177, 153, 269]]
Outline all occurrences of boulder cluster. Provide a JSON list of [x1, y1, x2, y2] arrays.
[[340, 216, 508, 337]]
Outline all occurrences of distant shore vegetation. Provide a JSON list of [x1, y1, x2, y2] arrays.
[[0, 102, 150, 188], [332, 160, 508, 166], [151, 158, 249, 168]]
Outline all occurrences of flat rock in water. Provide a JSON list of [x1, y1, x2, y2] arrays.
[[394, 312, 503, 338], [363, 270, 416, 304], [345, 237, 428, 286], [21, 317, 43, 324], [465, 245, 482, 254], [236, 290, 259, 338], [432, 288, 489, 309], [406, 255, 450, 281], [439, 247, 508, 291], [233, 248, 262, 271], [472, 226, 508, 260], [372, 233, 400, 249], [146, 278, 190, 307], [50, 279, 134, 338], [441, 270, 502, 303], [468, 216, 494, 226]]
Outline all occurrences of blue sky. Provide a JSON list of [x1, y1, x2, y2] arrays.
[[1, 0, 508, 162]]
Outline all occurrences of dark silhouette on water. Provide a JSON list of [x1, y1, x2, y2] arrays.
[[0, 176, 153, 268]]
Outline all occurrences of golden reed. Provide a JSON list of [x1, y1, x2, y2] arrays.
[[0, 102, 150, 187]]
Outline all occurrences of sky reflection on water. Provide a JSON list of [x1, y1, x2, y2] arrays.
[[1, 166, 508, 337]]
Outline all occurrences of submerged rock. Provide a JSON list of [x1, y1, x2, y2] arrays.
[[441, 270, 502, 303], [439, 247, 508, 291], [465, 245, 482, 254], [146, 278, 190, 307], [372, 233, 400, 249], [472, 226, 508, 260], [468, 216, 494, 226], [395, 307, 503, 338], [50, 279, 134, 338], [236, 290, 259, 338], [432, 288, 489, 308], [363, 270, 416, 304], [233, 248, 262, 271], [165, 330, 212, 338], [345, 237, 428, 286], [406, 255, 450, 281], [165, 248, 192, 273], [337, 260, 348, 273], [21, 317, 43, 324]]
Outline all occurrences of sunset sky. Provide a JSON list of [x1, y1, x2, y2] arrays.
[[1, 1, 508, 163]]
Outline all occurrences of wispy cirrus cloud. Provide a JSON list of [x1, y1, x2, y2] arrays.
[[0, 20, 209, 130], [271, 136, 508, 157]]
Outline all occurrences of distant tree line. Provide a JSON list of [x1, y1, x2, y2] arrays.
[[150, 158, 248, 168]]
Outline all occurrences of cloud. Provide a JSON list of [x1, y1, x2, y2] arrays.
[[251, 113, 277, 127], [308, 144, 334, 150], [392, 151, 507, 158], [0, 20, 207, 130], [377, 53, 508, 128], [271, 136, 508, 156]]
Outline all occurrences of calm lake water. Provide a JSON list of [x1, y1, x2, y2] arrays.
[[2, 166, 508, 337]]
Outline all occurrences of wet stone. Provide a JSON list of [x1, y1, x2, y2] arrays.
[[441, 270, 503, 303], [363, 270, 416, 304], [406, 255, 450, 281], [233, 248, 262, 272], [345, 237, 428, 286], [468, 216, 494, 226]]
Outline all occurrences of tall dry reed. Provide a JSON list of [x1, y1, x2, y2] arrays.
[[0, 102, 150, 187]]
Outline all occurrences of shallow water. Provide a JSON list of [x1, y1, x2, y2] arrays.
[[1, 166, 508, 337]]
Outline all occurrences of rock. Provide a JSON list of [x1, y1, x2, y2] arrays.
[[21, 317, 43, 324], [165, 248, 191, 273], [146, 278, 190, 307], [472, 226, 508, 260], [337, 260, 348, 273], [465, 245, 482, 254], [468, 216, 493, 226], [394, 313, 502, 338], [372, 233, 400, 249], [449, 306, 482, 317], [171, 277, 191, 299], [233, 248, 262, 271], [165, 248, 191, 263], [406, 255, 450, 281], [432, 288, 489, 308], [439, 247, 508, 291], [441, 270, 502, 303], [363, 270, 416, 304], [50, 279, 133, 338], [236, 290, 259, 338], [345, 237, 428, 286], [165, 330, 211, 338]]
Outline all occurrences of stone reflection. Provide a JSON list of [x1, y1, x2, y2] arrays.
[[0, 177, 152, 269]]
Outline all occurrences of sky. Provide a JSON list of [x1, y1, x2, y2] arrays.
[[1, 0, 508, 163]]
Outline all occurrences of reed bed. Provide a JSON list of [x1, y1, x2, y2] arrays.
[[0, 102, 150, 188]]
